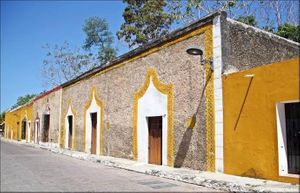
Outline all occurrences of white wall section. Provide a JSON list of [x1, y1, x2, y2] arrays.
[[137, 78, 168, 165], [27, 121, 31, 143], [85, 92, 101, 155], [64, 105, 74, 149], [213, 15, 224, 173]]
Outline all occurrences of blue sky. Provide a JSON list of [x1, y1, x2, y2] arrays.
[[1, 1, 128, 112]]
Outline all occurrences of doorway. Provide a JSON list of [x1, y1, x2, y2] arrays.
[[27, 122, 31, 142], [21, 120, 26, 140], [68, 115, 73, 149], [285, 102, 300, 174], [90, 112, 97, 154], [35, 120, 39, 144], [148, 116, 162, 165], [43, 114, 50, 142]]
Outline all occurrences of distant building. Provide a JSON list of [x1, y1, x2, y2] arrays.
[[4, 11, 299, 184]]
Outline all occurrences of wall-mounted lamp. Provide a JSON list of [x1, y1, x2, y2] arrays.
[[186, 46, 214, 71]]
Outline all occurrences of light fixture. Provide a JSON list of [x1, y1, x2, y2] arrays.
[[186, 46, 214, 71], [186, 46, 203, 55]]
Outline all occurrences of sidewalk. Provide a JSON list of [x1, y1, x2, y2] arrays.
[[2, 138, 299, 192]]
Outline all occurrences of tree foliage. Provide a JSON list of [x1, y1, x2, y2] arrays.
[[0, 112, 5, 124], [83, 17, 117, 64], [236, 15, 257, 27], [117, 0, 174, 48], [42, 42, 98, 88], [12, 94, 36, 109], [118, 0, 299, 47], [276, 23, 300, 43]]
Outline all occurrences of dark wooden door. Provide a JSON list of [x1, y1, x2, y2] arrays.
[[148, 116, 162, 165], [35, 121, 40, 144], [68, 115, 73, 149], [43, 115, 50, 142], [91, 113, 97, 154], [21, 121, 26, 140], [285, 102, 300, 174]]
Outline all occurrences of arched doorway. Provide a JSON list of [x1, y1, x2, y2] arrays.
[[21, 118, 27, 140], [133, 68, 174, 166], [84, 87, 104, 155], [65, 102, 76, 149]]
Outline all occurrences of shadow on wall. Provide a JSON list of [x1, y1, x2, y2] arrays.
[[241, 168, 264, 179], [174, 128, 193, 167], [234, 76, 254, 131], [174, 69, 213, 168]]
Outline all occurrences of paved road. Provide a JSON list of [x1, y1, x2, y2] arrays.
[[1, 140, 216, 192]]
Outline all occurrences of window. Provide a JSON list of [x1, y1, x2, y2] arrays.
[[276, 101, 300, 176]]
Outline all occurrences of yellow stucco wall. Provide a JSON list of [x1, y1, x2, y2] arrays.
[[5, 103, 33, 141], [223, 57, 299, 184]]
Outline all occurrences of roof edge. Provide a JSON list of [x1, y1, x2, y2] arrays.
[[33, 85, 62, 102], [227, 18, 300, 47], [61, 11, 222, 88]]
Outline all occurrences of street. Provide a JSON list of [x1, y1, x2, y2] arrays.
[[1, 140, 216, 192]]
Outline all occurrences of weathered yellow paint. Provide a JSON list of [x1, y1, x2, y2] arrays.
[[132, 68, 174, 166], [204, 25, 215, 172], [61, 100, 77, 150], [4, 103, 33, 141], [223, 57, 299, 184], [83, 86, 104, 155]]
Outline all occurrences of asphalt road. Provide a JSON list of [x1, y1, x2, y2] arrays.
[[0, 140, 216, 192]]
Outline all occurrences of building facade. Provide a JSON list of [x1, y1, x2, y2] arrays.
[[5, 101, 33, 142], [4, 11, 299, 184], [32, 86, 62, 146]]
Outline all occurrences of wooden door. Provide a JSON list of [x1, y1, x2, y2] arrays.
[[21, 121, 26, 140], [68, 115, 73, 149], [91, 113, 97, 154], [43, 115, 50, 142], [285, 102, 300, 174], [148, 116, 162, 165]]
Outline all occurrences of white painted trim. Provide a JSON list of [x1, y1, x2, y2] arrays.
[[276, 101, 300, 178], [137, 79, 168, 165], [34, 120, 39, 144], [213, 15, 224, 173], [58, 88, 62, 147], [85, 92, 101, 155], [64, 106, 74, 149], [27, 121, 31, 143]]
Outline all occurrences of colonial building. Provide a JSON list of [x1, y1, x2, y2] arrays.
[[4, 11, 299, 184], [4, 100, 33, 142], [31, 86, 62, 146]]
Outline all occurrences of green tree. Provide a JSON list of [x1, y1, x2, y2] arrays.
[[12, 94, 36, 109], [83, 17, 117, 64], [42, 42, 98, 88], [276, 23, 300, 43], [117, 0, 174, 48], [0, 112, 5, 124], [236, 15, 257, 27]]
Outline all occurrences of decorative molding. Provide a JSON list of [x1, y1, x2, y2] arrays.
[[63, 100, 77, 150], [204, 24, 215, 172], [132, 68, 174, 166], [83, 86, 104, 155]]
